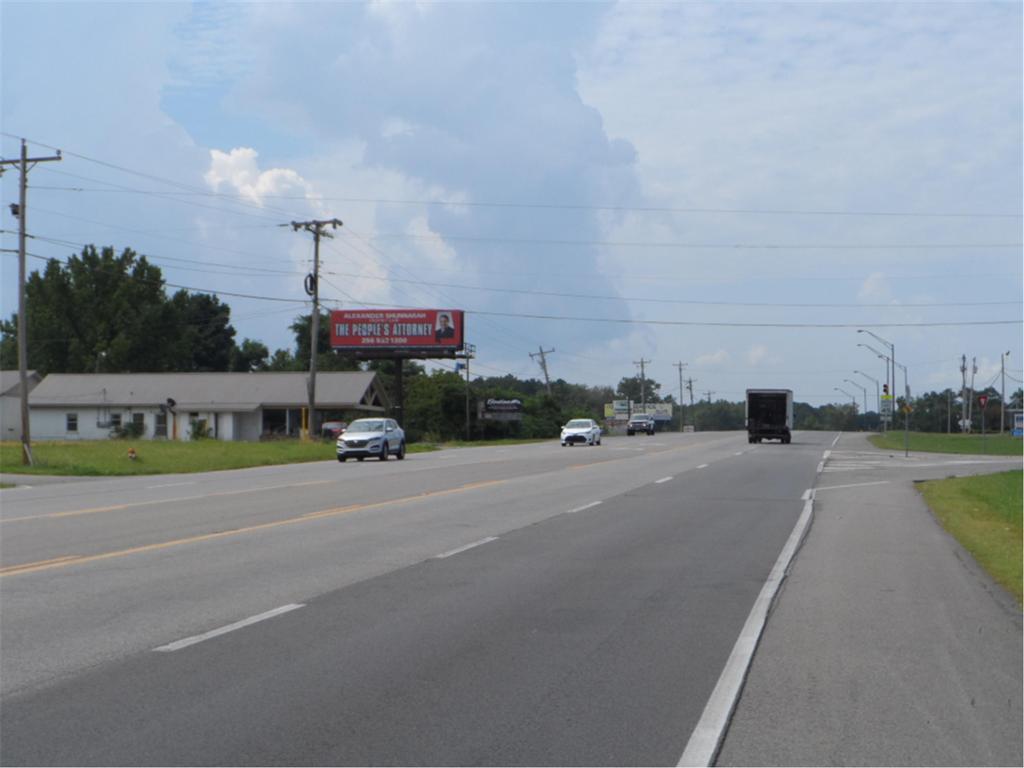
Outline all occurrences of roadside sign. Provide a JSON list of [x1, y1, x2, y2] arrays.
[[978, 394, 989, 409], [880, 395, 894, 422]]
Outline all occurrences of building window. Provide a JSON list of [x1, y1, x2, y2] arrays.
[[66, 413, 78, 432], [110, 413, 122, 429], [132, 413, 145, 428], [155, 412, 167, 437]]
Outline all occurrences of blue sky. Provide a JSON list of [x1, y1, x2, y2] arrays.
[[2, 1, 1021, 406]]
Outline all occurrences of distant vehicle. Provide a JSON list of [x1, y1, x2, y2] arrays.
[[336, 418, 406, 461], [746, 389, 793, 444], [561, 418, 602, 446], [626, 414, 656, 436], [321, 420, 347, 439]]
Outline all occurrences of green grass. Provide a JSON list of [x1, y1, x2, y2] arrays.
[[0, 439, 341, 476], [869, 431, 1023, 456], [0, 482, 14, 489], [0, 437, 523, 476], [917, 470, 1023, 604]]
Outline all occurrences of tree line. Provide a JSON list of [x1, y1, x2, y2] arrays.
[[3, 245, 1020, 441]]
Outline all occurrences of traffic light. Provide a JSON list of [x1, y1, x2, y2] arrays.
[[883, 384, 889, 395]]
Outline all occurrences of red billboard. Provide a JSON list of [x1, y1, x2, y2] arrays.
[[330, 309, 464, 350]]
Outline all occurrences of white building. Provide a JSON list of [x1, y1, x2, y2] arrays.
[[1, 370, 42, 441], [28, 372, 388, 441]]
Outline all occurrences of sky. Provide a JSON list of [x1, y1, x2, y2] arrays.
[[2, 1, 1022, 408]]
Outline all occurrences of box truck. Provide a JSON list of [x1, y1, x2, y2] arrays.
[[746, 389, 793, 444]]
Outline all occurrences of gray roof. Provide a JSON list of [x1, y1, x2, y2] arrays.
[[29, 372, 387, 411], [0, 370, 41, 398]]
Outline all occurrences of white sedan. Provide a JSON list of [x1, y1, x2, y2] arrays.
[[560, 419, 602, 446]]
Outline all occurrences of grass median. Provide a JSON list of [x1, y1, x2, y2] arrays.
[[0, 439, 437, 477], [869, 431, 1022, 456], [917, 470, 1023, 605]]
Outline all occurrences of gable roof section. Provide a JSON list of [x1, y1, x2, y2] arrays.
[[0, 370, 41, 398], [29, 372, 388, 412]]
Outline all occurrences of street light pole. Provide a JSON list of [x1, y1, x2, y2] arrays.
[[1001, 350, 1011, 434], [844, 378, 869, 417], [835, 386, 857, 409], [858, 342, 891, 433], [854, 370, 881, 429], [894, 360, 909, 457]]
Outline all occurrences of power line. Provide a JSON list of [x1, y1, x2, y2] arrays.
[[364, 231, 1021, 251], [316, 267, 1020, 309]]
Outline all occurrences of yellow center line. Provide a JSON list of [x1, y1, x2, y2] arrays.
[[0, 480, 335, 524], [0, 479, 508, 578]]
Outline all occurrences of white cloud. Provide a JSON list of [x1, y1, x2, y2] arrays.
[[748, 345, 781, 367], [696, 349, 730, 367], [858, 272, 893, 303], [204, 147, 320, 208]]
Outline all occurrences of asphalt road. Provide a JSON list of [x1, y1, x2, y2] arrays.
[[1, 431, 1019, 766], [1, 431, 820, 765]]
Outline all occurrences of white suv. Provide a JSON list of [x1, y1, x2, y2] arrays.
[[337, 418, 406, 461]]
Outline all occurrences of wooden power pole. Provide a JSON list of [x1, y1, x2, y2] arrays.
[[287, 218, 341, 438], [1, 139, 62, 465]]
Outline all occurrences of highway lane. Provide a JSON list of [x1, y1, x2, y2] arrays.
[[1, 430, 828, 765], [0, 432, 757, 698]]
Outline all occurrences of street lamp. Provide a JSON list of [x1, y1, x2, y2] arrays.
[[891, 359, 910, 457], [854, 369, 881, 419], [857, 342, 891, 432], [857, 330, 895, 414], [834, 386, 857, 409], [1001, 350, 1011, 434], [844, 378, 869, 415]]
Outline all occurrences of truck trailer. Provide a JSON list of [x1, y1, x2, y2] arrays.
[[746, 389, 793, 444]]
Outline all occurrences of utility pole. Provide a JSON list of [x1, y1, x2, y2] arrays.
[[960, 355, 969, 433], [1001, 350, 1011, 434], [634, 358, 651, 413], [287, 218, 342, 439], [460, 343, 476, 441], [703, 390, 715, 403], [967, 356, 978, 432], [686, 378, 696, 430], [530, 347, 555, 397], [674, 361, 687, 432], [1, 139, 62, 465]]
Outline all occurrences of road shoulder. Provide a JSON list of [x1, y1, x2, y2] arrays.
[[717, 436, 1023, 766]]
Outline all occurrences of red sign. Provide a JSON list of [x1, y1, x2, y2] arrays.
[[330, 309, 464, 350], [979, 394, 989, 408]]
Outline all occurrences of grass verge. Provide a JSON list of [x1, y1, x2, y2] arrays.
[[917, 470, 1023, 605], [0, 437, 510, 476], [869, 431, 1022, 456]]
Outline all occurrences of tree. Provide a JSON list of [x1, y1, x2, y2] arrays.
[[0, 245, 250, 374], [171, 291, 236, 371], [230, 339, 270, 372], [616, 375, 662, 405]]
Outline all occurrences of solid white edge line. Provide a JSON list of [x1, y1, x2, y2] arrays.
[[655, 476, 673, 484], [678, 492, 815, 767], [831, 433, 842, 447], [568, 501, 603, 514], [815, 480, 890, 492], [434, 536, 499, 559], [697, 463, 709, 469], [153, 604, 305, 652], [800, 489, 811, 501]]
